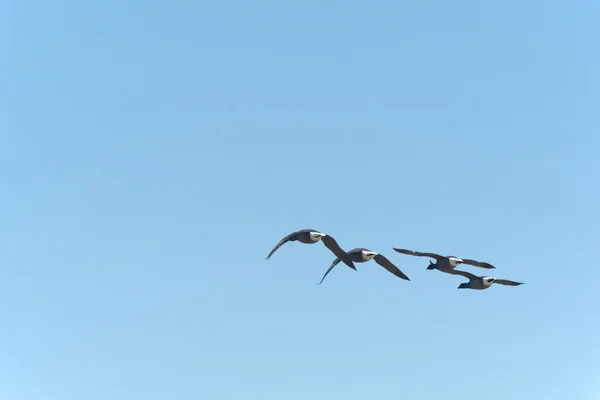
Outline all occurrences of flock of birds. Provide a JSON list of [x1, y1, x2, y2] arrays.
[[266, 228, 525, 290]]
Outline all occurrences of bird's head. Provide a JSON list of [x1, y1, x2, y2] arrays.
[[309, 231, 326, 242], [483, 277, 496, 287], [448, 256, 464, 267], [426, 260, 437, 270], [361, 250, 378, 261]]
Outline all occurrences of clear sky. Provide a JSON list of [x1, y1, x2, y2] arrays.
[[2, 0, 598, 399]]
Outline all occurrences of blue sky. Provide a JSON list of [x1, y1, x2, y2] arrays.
[[1, 0, 598, 399]]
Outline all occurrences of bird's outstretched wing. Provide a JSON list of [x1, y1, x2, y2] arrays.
[[266, 231, 298, 259], [374, 254, 410, 281], [461, 258, 496, 269], [318, 257, 343, 285], [446, 269, 478, 280], [495, 279, 524, 286], [393, 248, 443, 260], [321, 235, 356, 270]]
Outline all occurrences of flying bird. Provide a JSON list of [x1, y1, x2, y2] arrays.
[[393, 248, 495, 273], [319, 248, 410, 284], [266, 229, 356, 270], [448, 269, 524, 290]]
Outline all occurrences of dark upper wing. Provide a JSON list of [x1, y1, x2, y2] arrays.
[[373, 254, 410, 281], [446, 269, 478, 280], [318, 257, 344, 285], [321, 235, 356, 270], [266, 231, 297, 259], [495, 279, 524, 286], [461, 258, 496, 269], [392, 248, 443, 260]]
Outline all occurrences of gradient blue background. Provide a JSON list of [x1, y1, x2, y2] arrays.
[[2, 0, 598, 399]]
